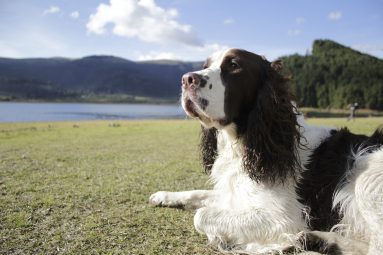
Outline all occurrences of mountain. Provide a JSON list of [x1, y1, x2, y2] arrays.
[[282, 40, 383, 110], [0, 55, 202, 102], [0, 39, 382, 109]]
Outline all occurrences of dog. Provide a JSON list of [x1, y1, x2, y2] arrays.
[[149, 49, 383, 254]]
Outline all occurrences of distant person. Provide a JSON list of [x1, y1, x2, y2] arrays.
[[347, 102, 359, 121]]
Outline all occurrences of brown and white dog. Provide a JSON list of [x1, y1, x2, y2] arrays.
[[150, 49, 383, 254]]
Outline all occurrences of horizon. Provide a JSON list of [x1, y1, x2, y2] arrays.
[[1, 39, 382, 62], [0, 0, 382, 61]]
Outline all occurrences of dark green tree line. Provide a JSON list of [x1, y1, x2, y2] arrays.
[[282, 40, 383, 110]]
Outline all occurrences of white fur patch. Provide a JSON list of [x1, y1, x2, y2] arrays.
[[332, 147, 383, 254], [182, 49, 230, 126]]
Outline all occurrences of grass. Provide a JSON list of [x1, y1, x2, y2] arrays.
[[1, 117, 382, 254]]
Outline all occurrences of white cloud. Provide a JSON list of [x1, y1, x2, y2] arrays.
[[86, 0, 202, 46], [328, 11, 342, 21], [287, 29, 301, 37], [184, 43, 229, 60], [43, 6, 60, 16], [296, 17, 305, 24], [195, 43, 229, 54], [134, 43, 308, 62], [137, 51, 178, 61], [134, 43, 229, 61], [223, 18, 235, 25], [70, 11, 80, 19]]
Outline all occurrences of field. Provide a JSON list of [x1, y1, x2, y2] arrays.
[[1, 117, 382, 254]]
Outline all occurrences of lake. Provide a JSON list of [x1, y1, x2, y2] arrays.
[[0, 102, 186, 122]]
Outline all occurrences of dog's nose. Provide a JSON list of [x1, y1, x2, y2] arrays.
[[182, 72, 202, 89]]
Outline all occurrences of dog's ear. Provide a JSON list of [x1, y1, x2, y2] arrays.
[[200, 126, 218, 174], [242, 68, 301, 184], [271, 59, 283, 72]]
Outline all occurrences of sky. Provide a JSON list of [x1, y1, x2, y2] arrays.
[[0, 0, 382, 61]]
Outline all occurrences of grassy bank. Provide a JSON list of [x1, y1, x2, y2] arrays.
[[301, 107, 383, 118], [1, 118, 382, 254]]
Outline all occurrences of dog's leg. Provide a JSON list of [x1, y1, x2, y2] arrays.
[[193, 207, 302, 250], [297, 231, 368, 255], [149, 190, 215, 209]]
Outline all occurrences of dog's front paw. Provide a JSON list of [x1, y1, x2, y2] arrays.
[[149, 191, 183, 208], [149, 191, 169, 206]]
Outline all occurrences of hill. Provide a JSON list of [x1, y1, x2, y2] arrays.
[[0, 56, 202, 102], [0, 39, 382, 109], [282, 40, 383, 110]]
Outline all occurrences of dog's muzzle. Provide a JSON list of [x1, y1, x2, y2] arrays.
[[181, 72, 208, 118]]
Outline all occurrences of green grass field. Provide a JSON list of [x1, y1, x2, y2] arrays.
[[1, 117, 382, 254]]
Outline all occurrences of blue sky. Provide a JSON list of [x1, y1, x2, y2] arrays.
[[0, 0, 382, 61]]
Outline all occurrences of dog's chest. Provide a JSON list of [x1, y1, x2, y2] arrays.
[[210, 133, 303, 218], [209, 143, 269, 210], [211, 159, 252, 209]]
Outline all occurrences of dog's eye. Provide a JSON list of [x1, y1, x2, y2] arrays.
[[203, 64, 208, 69], [230, 59, 240, 69]]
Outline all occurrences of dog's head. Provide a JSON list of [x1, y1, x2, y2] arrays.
[[182, 49, 301, 183], [182, 49, 282, 128]]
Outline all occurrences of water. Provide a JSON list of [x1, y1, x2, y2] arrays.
[[0, 102, 186, 122]]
